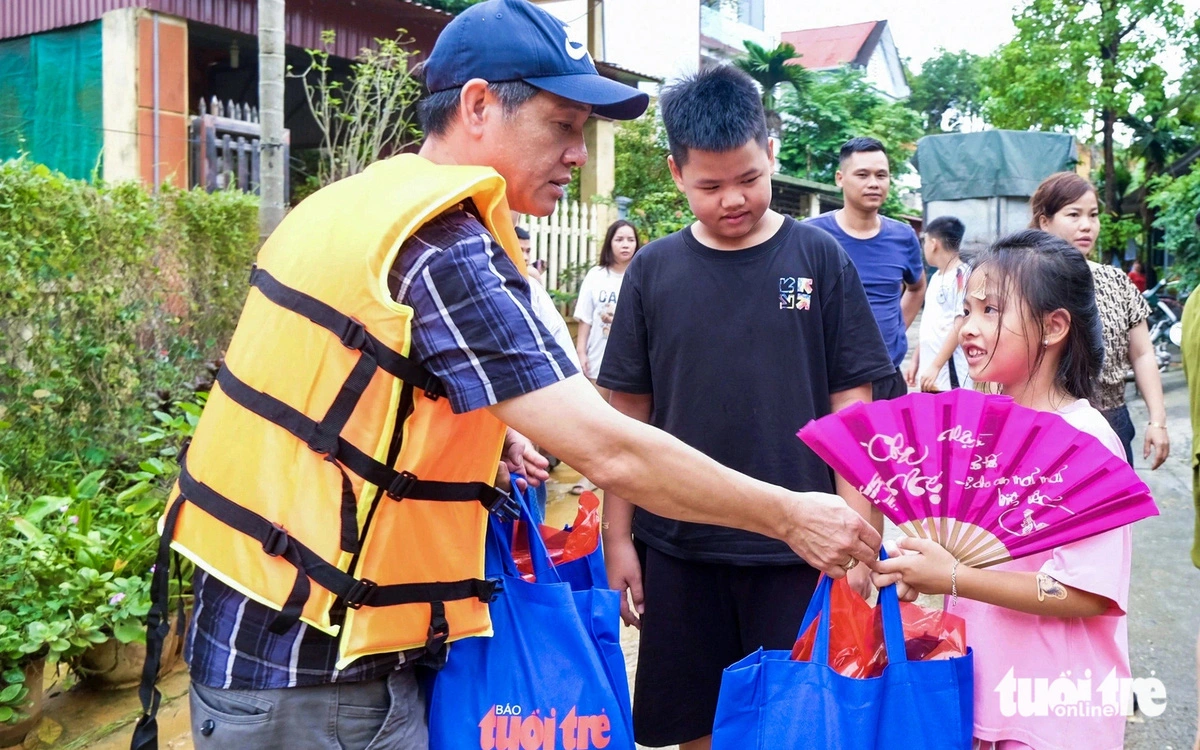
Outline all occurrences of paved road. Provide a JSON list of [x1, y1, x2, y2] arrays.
[[1125, 367, 1198, 749]]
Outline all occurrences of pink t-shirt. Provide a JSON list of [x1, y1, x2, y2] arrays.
[[948, 399, 1131, 750]]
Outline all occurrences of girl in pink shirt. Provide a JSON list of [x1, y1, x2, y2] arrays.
[[874, 229, 1134, 750]]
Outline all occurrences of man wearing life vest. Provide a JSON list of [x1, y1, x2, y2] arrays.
[[130, 1, 883, 748]]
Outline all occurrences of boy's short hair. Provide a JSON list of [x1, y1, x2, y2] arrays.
[[925, 216, 965, 251], [514, 226, 530, 240], [839, 136, 887, 164], [659, 65, 768, 168]]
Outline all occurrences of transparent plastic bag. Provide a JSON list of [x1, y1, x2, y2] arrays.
[[791, 577, 967, 678]]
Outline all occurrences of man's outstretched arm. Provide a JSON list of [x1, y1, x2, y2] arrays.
[[488, 375, 881, 575]]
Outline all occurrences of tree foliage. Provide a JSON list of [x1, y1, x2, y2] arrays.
[[1148, 162, 1200, 287], [419, 0, 487, 13], [906, 49, 984, 133], [980, 0, 1194, 217], [612, 103, 694, 240], [733, 41, 811, 135], [777, 67, 923, 216], [294, 31, 423, 188]]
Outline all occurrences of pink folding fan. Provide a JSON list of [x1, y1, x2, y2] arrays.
[[797, 389, 1158, 567]]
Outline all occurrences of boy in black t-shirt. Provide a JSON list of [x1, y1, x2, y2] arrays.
[[597, 66, 894, 749]]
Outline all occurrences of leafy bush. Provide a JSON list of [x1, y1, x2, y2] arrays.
[[1148, 162, 1200, 289], [0, 158, 257, 495]]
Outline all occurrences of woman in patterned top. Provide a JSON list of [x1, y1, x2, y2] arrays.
[[1030, 172, 1170, 468]]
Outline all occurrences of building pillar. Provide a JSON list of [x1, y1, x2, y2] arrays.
[[580, 0, 615, 230], [101, 9, 140, 183], [136, 12, 189, 189]]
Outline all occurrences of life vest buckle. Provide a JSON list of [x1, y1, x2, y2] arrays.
[[385, 470, 418, 500], [339, 318, 369, 351], [342, 578, 378, 609], [485, 488, 521, 521], [262, 523, 290, 557], [485, 579, 503, 603]]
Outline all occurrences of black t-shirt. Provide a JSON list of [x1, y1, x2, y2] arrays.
[[597, 217, 894, 565]]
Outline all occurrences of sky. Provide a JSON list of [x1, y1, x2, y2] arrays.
[[766, 0, 1200, 70]]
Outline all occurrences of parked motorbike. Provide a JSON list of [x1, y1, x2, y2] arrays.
[[1146, 281, 1185, 372]]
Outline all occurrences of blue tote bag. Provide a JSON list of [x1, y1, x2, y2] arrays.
[[428, 479, 633, 750], [711, 549, 973, 749]]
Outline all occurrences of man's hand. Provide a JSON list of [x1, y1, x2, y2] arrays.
[[604, 536, 645, 629], [501, 428, 549, 491], [787, 492, 881, 577], [904, 356, 919, 388]]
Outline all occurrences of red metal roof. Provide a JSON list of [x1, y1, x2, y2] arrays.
[[781, 20, 882, 70], [0, 0, 453, 59]]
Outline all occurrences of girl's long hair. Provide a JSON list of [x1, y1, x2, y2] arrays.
[[599, 220, 641, 268], [963, 229, 1104, 403]]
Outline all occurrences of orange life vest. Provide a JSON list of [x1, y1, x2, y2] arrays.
[[156, 154, 526, 669]]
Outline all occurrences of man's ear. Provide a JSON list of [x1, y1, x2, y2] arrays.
[[834, 168, 844, 188], [458, 78, 492, 140], [1044, 308, 1071, 348], [667, 155, 686, 192]]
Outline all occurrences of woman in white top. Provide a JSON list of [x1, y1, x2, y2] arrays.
[[574, 220, 641, 386]]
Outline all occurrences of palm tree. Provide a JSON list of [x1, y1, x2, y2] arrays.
[[733, 41, 811, 139]]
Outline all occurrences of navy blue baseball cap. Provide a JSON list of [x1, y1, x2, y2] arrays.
[[423, 0, 649, 120]]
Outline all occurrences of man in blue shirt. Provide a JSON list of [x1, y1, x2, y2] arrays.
[[807, 137, 926, 400]]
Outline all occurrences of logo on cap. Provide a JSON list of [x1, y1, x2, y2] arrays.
[[563, 25, 590, 61], [565, 37, 589, 61]]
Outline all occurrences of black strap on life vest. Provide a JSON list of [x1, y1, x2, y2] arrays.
[[249, 266, 445, 400], [175, 459, 499, 622], [131, 465, 501, 750], [214, 367, 518, 516], [132, 267, 513, 749]]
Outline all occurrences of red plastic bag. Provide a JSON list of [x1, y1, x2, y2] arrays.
[[791, 577, 967, 678], [512, 490, 601, 581]]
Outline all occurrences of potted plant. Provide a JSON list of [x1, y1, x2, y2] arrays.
[[21, 463, 191, 689], [0, 482, 107, 744]]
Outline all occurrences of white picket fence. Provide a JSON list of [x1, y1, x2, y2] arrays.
[[518, 200, 603, 297]]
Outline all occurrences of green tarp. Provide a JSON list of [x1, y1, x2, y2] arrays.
[[914, 131, 1077, 202], [0, 22, 103, 180]]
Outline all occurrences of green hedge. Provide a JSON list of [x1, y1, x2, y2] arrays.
[[0, 159, 259, 494]]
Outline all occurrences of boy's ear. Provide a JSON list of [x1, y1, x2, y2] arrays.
[[1044, 309, 1071, 348], [667, 155, 686, 192]]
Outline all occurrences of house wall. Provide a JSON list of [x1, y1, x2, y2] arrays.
[[102, 8, 138, 182], [136, 12, 188, 188], [865, 26, 910, 101]]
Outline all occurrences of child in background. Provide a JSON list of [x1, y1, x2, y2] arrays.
[[906, 216, 972, 392], [874, 230, 1133, 750]]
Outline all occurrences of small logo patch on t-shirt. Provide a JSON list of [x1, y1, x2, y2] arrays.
[[779, 276, 813, 310]]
